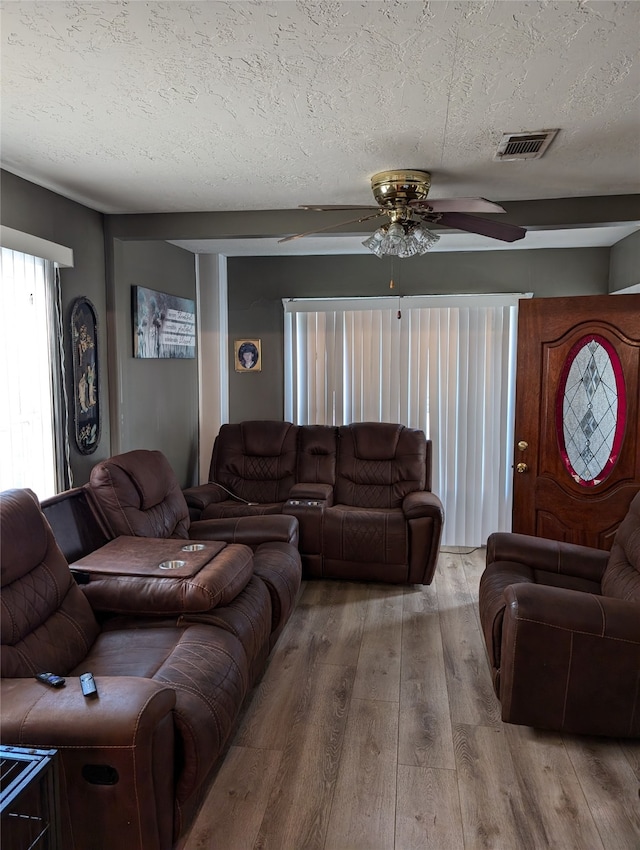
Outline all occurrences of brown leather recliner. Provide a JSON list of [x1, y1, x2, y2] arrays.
[[479, 490, 640, 737], [0, 489, 257, 850], [86, 449, 302, 646], [187, 419, 300, 518]]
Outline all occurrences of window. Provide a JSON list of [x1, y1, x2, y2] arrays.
[[0, 247, 65, 499], [284, 294, 530, 546]]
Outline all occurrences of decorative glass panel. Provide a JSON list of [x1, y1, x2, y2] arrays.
[[557, 335, 626, 487]]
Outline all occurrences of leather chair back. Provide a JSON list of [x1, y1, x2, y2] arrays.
[[334, 422, 428, 508], [602, 490, 640, 602], [1, 489, 99, 678], [89, 449, 191, 539], [210, 420, 299, 504]]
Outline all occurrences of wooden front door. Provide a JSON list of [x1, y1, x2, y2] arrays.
[[512, 293, 640, 549]]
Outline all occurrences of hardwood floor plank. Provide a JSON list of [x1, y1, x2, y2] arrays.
[[454, 722, 540, 850], [253, 664, 354, 850], [619, 739, 640, 781], [504, 724, 604, 849], [564, 736, 640, 850], [399, 583, 456, 769], [460, 546, 486, 585], [395, 764, 464, 849], [324, 697, 398, 850], [437, 553, 501, 727], [302, 579, 370, 667], [179, 746, 281, 850], [351, 585, 404, 703]]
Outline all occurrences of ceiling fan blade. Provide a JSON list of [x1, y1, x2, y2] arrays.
[[279, 211, 385, 243], [436, 212, 526, 242], [411, 198, 506, 214], [299, 204, 380, 211]]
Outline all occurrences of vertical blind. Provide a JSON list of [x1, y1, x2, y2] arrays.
[[284, 294, 528, 546], [0, 247, 62, 499]]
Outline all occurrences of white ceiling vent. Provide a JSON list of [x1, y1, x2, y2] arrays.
[[494, 129, 559, 161]]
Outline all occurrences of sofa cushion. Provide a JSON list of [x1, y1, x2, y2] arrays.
[[210, 421, 299, 505], [323, 505, 407, 565], [297, 425, 337, 484], [334, 423, 427, 508], [89, 450, 191, 539], [602, 490, 640, 602], [0, 489, 99, 678]]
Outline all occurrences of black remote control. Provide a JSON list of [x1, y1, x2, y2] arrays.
[[80, 672, 98, 698], [35, 672, 65, 688]]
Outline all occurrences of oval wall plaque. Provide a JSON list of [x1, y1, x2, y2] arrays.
[[556, 335, 626, 487]]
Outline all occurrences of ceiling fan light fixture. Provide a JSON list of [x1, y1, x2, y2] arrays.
[[362, 221, 440, 258]]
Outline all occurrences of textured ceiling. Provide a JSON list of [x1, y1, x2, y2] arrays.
[[2, 0, 639, 221]]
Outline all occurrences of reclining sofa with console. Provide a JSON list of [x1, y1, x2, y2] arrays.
[[183, 420, 445, 585], [1, 452, 303, 849]]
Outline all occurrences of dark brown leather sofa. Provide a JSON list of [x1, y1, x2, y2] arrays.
[[479, 490, 640, 737], [85, 448, 301, 647], [0, 487, 300, 850], [184, 420, 444, 584]]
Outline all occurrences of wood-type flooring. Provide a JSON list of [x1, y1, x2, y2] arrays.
[[179, 548, 640, 850]]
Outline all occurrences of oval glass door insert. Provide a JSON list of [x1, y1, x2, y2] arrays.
[[556, 335, 626, 487]]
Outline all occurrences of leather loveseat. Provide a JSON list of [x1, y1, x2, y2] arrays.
[[0, 487, 300, 850], [184, 420, 444, 585], [478, 489, 640, 737]]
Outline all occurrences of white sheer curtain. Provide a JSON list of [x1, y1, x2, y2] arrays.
[[284, 294, 529, 546], [0, 247, 63, 499]]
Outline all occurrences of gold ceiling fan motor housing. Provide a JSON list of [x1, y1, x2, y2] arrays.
[[370, 170, 432, 223]]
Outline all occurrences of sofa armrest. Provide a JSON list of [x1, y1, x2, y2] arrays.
[[486, 532, 609, 583], [1, 676, 176, 747], [402, 490, 444, 520], [499, 584, 640, 736], [189, 514, 299, 548], [1, 677, 177, 850], [288, 482, 334, 506], [182, 483, 226, 512]]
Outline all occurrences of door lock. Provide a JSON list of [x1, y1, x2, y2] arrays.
[[517, 440, 529, 451], [516, 462, 528, 473]]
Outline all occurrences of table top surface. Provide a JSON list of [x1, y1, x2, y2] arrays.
[[70, 536, 226, 578]]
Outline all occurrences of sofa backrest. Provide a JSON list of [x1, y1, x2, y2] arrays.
[[334, 422, 428, 508], [602, 489, 640, 602], [297, 425, 338, 485], [210, 420, 299, 503], [207, 420, 433, 508], [0, 488, 99, 678], [89, 449, 191, 539]]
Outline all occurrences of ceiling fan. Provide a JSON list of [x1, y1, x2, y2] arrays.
[[279, 169, 526, 256]]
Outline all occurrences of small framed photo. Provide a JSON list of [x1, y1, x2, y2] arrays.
[[234, 339, 262, 372]]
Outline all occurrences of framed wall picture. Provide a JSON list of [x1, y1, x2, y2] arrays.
[[234, 339, 262, 372], [71, 296, 101, 454], [132, 285, 196, 358]]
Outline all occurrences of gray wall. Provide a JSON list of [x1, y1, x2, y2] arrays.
[[0, 170, 111, 484], [2, 168, 633, 480], [110, 239, 198, 486], [610, 231, 640, 292], [226, 248, 610, 421]]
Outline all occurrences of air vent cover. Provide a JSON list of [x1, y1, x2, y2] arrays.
[[494, 129, 559, 161]]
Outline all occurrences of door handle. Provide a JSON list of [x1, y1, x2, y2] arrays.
[[516, 462, 528, 473]]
